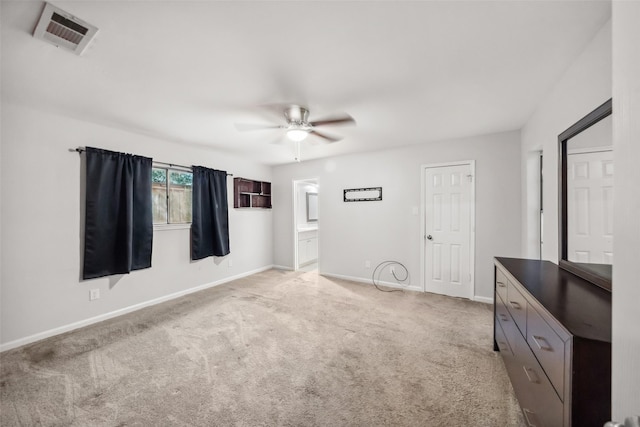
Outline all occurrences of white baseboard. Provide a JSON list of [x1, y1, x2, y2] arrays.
[[0, 265, 274, 353], [272, 265, 293, 271], [321, 272, 423, 292], [473, 295, 494, 304], [323, 273, 493, 303]]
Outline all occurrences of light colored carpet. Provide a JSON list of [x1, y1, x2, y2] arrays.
[[1, 269, 525, 426]]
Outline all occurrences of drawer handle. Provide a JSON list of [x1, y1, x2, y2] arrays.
[[498, 314, 509, 322], [497, 281, 506, 288], [509, 301, 522, 309], [532, 335, 553, 352], [522, 366, 540, 384], [522, 408, 538, 427]]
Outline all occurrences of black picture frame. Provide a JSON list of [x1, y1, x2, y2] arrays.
[[343, 187, 382, 202]]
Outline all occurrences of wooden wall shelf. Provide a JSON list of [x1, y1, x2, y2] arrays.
[[233, 177, 272, 209]]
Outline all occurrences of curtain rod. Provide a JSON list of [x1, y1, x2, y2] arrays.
[[71, 147, 233, 176]]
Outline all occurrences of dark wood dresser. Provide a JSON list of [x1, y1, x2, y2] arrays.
[[494, 257, 611, 427]]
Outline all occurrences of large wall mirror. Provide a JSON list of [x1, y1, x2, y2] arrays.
[[559, 98, 612, 291]]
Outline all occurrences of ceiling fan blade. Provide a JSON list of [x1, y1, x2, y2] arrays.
[[310, 130, 342, 143], [234, 123, 284, 132], [309, 113, 355, 127]]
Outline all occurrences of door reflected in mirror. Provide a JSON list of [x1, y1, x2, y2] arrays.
[[566, 114, 613, 266]]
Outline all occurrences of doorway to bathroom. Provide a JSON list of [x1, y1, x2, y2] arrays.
[[293, 178, 319, 271]]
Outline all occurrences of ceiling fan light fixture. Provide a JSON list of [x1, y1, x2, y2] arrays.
[[287, 129, 309, 142]]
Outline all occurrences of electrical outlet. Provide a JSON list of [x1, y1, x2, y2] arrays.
[[365, 260, 371, 268], [228, 259, 233, 268], [89, 289, 100, 301]]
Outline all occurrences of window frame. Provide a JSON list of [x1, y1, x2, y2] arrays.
[[152, 164, 193, 230]]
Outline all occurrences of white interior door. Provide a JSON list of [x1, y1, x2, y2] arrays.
[[424, 163, 474, 299], [567, 149, 613, 264]]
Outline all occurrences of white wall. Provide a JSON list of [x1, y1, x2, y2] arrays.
[[273, 131, 521, 300], [0, 103, 273, 349], [521, 20, 612, 260], [612, 1, 640, 419]]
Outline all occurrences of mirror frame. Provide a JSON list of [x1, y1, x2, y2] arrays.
[[558, 98, 612, 292], [306, 192, 318, 222]]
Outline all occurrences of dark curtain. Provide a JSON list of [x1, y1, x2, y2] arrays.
[[83, 147, 153, 279], [191, 166, 230, 260]]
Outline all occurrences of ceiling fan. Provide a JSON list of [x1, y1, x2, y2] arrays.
[[235, 104, 356, 144]]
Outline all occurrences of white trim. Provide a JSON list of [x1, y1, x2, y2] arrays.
[[567, 146, 613, 155], [272, 265, 294, 271], [321, 272, 422, 293], [292, 180, 299, 270], [420, 160, 476, 299], [152, 162, 192, 172], [153, 223, 191, 231], [469, 161, 477, 300], [420, 165, 426, 292], [421, 160, 476, 169], [473, 295, 494, 304], [299, 259, 317, 268], [0, 265, 273, 353]]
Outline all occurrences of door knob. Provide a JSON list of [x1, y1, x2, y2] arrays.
[[426, 235, 433, 240]]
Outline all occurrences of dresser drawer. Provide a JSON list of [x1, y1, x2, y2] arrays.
[[496, 268, 508, 302], [496, 294, 521, 355], [495, 315, 513, 356], [495, 294, 512, 333], [508, 329, 564, 427], [527, 306, 566, 400], [506, 281, 527, 335]]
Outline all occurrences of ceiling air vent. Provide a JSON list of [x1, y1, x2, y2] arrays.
[[33, 3, 98, 55]]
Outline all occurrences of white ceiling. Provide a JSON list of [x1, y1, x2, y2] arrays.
[[1, 1, 611, 165]]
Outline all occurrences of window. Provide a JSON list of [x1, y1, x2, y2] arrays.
[[152, 167, 193, 225]]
